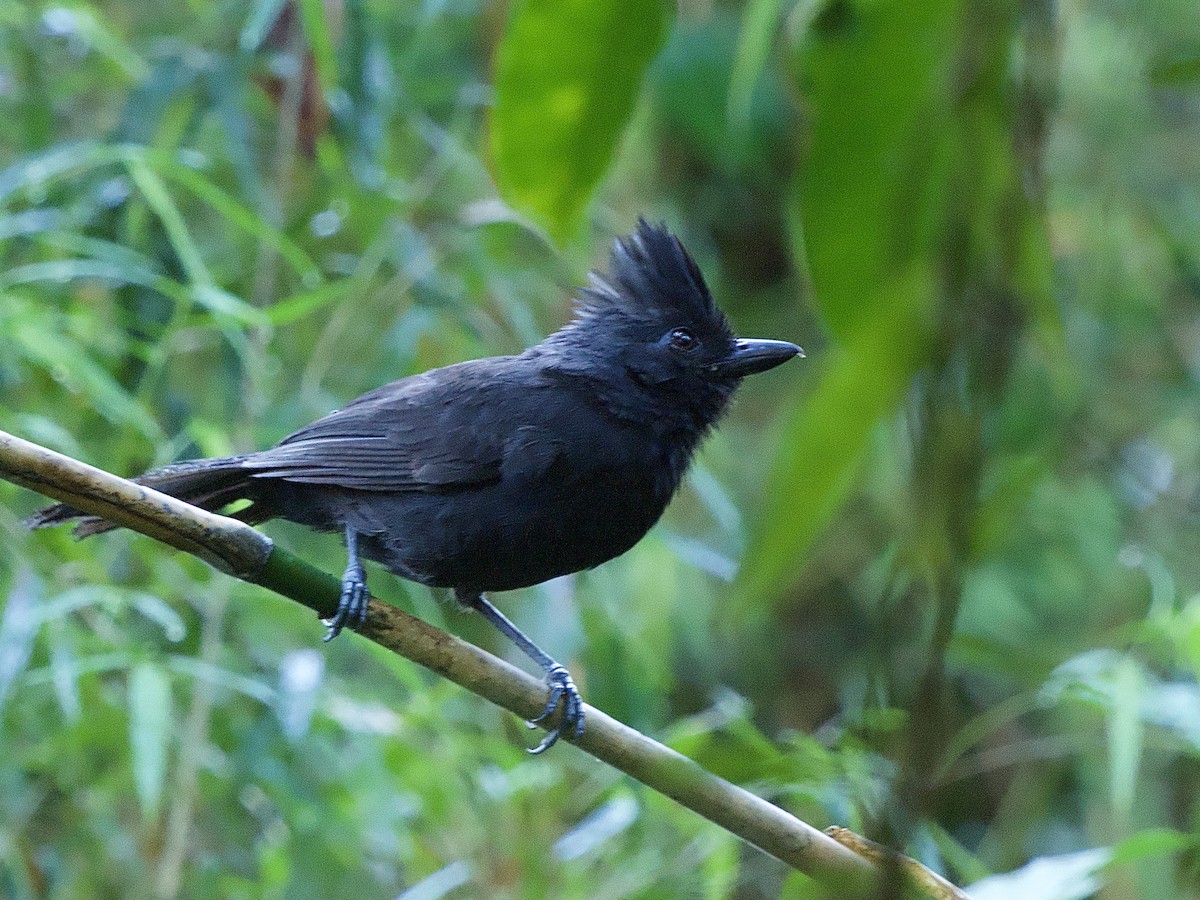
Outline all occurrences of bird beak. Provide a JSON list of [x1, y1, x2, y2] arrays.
[[707, 339, 804, 378]]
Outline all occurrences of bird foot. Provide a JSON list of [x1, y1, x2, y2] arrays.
[[525, 664, 585, 754], [324, 566, 369, 642]]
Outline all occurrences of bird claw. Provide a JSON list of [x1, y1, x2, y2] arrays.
[[324, 567, 369, 642], [525, 664, 585, 754]]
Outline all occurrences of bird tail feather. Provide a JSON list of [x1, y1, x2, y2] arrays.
[[26, 455, 259, 538]]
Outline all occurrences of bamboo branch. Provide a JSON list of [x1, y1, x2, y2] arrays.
[[0, 428, 965, 897]]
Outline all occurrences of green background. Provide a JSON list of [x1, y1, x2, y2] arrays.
[[3, 0, 1200, 896]]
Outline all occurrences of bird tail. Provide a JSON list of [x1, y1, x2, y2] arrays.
[[26, 455, 261, 538]]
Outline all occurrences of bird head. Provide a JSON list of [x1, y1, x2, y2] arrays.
[[545, 220, 803, 430]]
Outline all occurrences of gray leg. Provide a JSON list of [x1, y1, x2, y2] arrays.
[[325, 524, 370, 641], [457, 589, 584, 754]]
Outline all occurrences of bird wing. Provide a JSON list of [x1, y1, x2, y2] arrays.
[[247, 361, 516, 492]]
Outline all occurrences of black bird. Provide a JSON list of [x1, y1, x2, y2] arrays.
[[29, 221, 802, 752]]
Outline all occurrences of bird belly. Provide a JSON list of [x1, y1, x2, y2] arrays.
[[358, 469, 671, 593]]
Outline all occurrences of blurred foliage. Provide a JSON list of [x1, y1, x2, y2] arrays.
[[3, 0, 1200, 897], [491, 0, 670, 243]]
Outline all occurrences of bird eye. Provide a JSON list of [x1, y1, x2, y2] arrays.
[[668, 328, 699, 352]]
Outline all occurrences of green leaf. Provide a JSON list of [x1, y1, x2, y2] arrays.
[[124, 156, 211, 284], [191, 284, 271, 326], [0, 141, 127, 204], [1150, 56, 1200, 86], [1107, 829, 1197, 869], [34, 230, 166, 276], [490, 0, 670, 243], [737, 265, 936, 607], [266, 281, 351, 326], [727, 0, 787, 129], [733, 0, 968, 608], [296, 0, 339, 93], [0, 258, 164, 293], [128, 662, 172, 821], [144, 152, 322, 286], [794, 0, 958, 342], [68, 7, 150, 81], [12, 314, 163, 441]]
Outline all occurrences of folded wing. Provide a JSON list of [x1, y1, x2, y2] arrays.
[[248, 364, 508, 492]]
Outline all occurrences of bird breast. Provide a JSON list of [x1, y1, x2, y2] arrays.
[[362, 428, 686, 594]]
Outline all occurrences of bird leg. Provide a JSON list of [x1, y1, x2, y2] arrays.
[[325, 524, 370, 641], [456, 590, 585, 754]]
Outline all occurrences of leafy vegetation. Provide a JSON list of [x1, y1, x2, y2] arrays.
[[3, 0, 1200, 897]]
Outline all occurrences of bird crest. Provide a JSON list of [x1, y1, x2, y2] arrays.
[[576, 220, 727, 331]]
